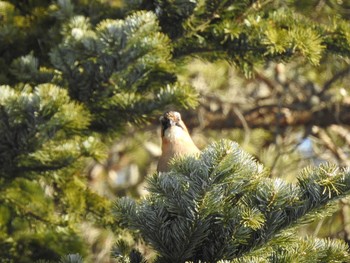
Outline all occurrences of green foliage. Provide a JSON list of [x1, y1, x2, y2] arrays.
[[115, 140, 350, 262], [0, 227, 85, 263], [1, 0, 350, 261], [0, 2, 117, 257], [10, 52, 54, 84], [126, 0, 350, 75], [49, 8, 197, 130], [231, 237, 349, 263], [0, 83, 92, 178], [0, 0, 199, 261]]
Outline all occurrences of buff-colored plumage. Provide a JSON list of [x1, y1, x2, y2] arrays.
[[157, 111, 200, 173]]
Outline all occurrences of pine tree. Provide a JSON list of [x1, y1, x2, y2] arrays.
[[114, 140, 350, 262], [0, 0, 197, 261], [1, 0, 350, 262]]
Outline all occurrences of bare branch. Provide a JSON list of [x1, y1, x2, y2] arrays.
[[313, 126, 350, 166], [184, 96, 350, 131], [318, 66, 350, 97]]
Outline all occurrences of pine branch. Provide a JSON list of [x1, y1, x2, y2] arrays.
[[5, 197, 60, 227], [114, 140, 350, 261], [232, 236, 350, 263]]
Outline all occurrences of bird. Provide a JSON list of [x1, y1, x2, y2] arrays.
[[157, 111, 200, 173]]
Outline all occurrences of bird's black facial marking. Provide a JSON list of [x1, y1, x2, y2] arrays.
[[160, 111, 183, 137], [160, 116, 171, 132]]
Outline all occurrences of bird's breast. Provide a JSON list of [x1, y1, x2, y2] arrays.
[[161, 126, 199, 156], [158, 126, 200, 173], [163, 126, 188, 143]]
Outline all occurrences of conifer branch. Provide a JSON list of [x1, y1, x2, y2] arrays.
[[115, 140, 350, 261]]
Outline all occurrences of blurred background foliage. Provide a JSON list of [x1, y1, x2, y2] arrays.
[[1, 0, 350, 262]]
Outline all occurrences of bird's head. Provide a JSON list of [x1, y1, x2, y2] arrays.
[[160, 111, 189, 139]]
